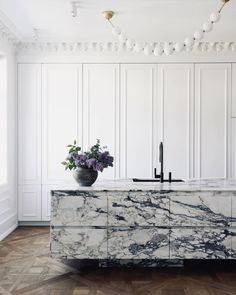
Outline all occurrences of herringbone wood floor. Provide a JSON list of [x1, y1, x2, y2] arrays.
[[0, 227, 236, 295]]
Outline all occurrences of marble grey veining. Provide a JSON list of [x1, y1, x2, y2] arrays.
[[108, 228, 169, 259], [169, 191, 232, 227], [51, 227, 107, 259], [51, 191, 107, 226], [170, 228, 232, 259], [108, 191, 169, 226], [51, 179, 236, 262]]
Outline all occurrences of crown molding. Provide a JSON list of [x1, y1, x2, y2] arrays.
[[15, 41, 236, 54], [0, 10, 22, 47]]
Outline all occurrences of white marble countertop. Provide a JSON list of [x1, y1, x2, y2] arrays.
[[51, 178, 236, 192]]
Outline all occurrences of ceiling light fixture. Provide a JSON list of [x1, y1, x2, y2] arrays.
[[102, 0, 230, 56]]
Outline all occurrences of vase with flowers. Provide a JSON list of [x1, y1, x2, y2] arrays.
[[62, 139, 114, 186]]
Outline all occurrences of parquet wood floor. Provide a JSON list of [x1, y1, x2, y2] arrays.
[[1, 227, 236, 295]]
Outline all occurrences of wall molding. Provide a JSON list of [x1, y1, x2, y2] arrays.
[[0, 18, 21, 46], [15, 41, 236, 54]]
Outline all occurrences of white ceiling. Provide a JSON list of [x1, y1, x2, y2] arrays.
[[0, 0, 235, 42]]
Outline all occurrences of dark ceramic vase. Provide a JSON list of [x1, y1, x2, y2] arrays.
[[73, 167, 98, 186]]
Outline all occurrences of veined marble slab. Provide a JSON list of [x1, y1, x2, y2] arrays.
[[108, 227, 169, 259], [170, 191, 232, 227], [51, 191, 107, 226], [51, 178, 236, 192], [170, 228, 232, 259], [51, 227, 107, 259], [108, 191, 169, 226], [232, 197, 236, 226]]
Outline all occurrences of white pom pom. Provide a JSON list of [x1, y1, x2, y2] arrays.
[[202, 21, 213, 32], [154, 46, 163, 56], [164, 44, 174, 55], [194, 30, 204, 40], [174, 42, 184, 52], [144, 44, 152, 55], [112, 26, 121, 36], [126, 38, 135, 49], [210, 11, 221, 23], [184, 37, 194, 47], [118, 33, 127, 43]]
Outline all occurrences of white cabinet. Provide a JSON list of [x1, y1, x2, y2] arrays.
[[42, 64, 82, 184], [83, 64, 119, 179], [120, 64, 156, 179], [157, 64, 194, 179], [18, 64, 41, 185], [18, 186, 41, 221], [42, 186, 51, 221], [232, 64, 236, 118], [233, 119, 236, 178], [195, 64, 231, 179]]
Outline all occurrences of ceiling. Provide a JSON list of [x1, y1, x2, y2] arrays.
[[0, 0, 235, 43]]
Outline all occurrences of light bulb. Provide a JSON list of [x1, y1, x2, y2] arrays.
[[184, 37, 194, 47], [164, 44, 174, 55], [154, 46, 163, 56], [174, 42, 184, 52], [202, 21, 213, 32], [144, 44, 152, 55], [210, 11, 221, 23], [134, 43, 143, 53], [194, 30, 204, 40]]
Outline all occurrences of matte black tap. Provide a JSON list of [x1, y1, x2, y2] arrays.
[[159, 142, 164, 183]]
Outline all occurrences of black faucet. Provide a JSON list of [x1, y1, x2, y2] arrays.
[[133, 142, 184, 183]]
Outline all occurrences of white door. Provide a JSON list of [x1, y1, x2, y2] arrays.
[[42, 64, 82, 184], [18, 64, 41, 185], [232, 65, 236, 118], [120, 64, 156, 179], [195, 64, 231, 179], [157, 64, 194, 180], [18, 186, 41, 221], [83, 64, 119, 179]]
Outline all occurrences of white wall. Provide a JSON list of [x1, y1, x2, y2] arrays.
[[0, 36, 17, 240]]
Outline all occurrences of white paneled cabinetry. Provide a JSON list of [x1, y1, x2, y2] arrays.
[[17, 63, 235, 222], [120, 64, 156, 179]]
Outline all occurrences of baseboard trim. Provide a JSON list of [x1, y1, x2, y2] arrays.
[[0, 223, 18, 241], [18, 221, 50, 226]]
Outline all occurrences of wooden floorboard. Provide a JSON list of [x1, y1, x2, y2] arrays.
[[0, 227, 236, 295]]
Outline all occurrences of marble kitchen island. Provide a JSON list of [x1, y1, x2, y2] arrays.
[[50, 179, 236, 262]]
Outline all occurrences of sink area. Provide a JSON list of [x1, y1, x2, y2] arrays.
[[133, 178, 184, 183], [134, 142, 184, 183]]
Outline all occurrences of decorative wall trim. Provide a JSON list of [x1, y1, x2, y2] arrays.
[[0, 19, 21, 46], [16, 41, 236, 53]]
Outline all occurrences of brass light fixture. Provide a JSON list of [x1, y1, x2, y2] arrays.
[[102, 0, 230, 56]]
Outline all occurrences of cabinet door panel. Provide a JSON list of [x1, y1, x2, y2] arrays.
[[51, 227, 107, 259], [170, 228, 231, 259], [233, 119, 236, 179], [18, 64, 41, 185], [108, 227, 169, 259], [170, 191, 231, 227], [232, 64, 236, 118], [157, 64, 194, 179], [42, 64, 82, 184], [18, 186, 41, 221], [83, 64, 119, 179], [195, 64, 231, 178], [120, 64, 156, 179], [42, 186, 51, 221]]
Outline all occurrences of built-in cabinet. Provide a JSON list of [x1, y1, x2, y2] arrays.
[[17, 63, 236, 222]]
